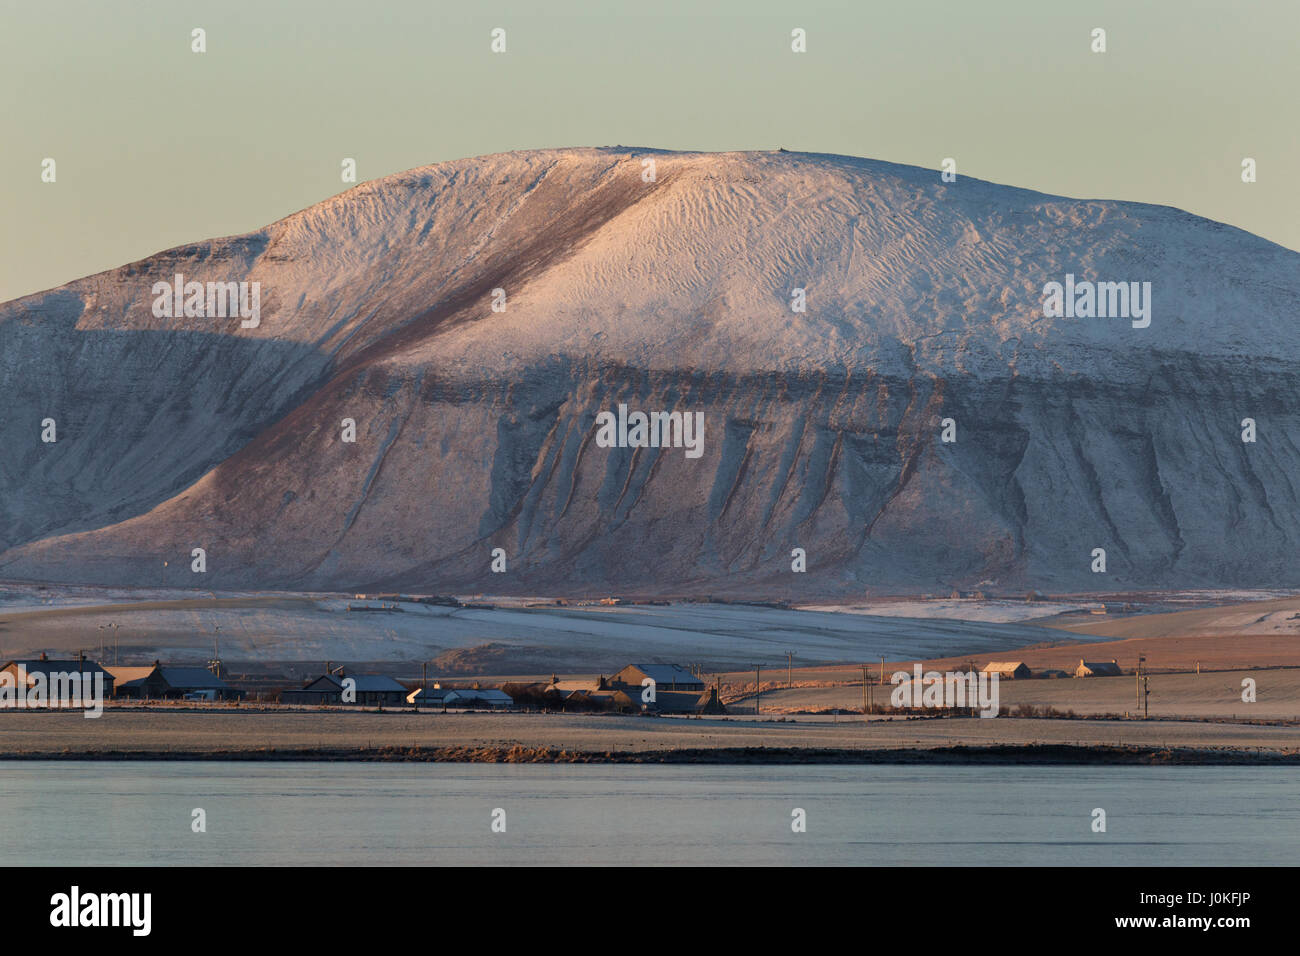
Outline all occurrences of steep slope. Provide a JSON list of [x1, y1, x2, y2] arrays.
[[1, 148, 1297, 596]]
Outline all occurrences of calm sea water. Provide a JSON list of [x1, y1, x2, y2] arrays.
[[0, 761, 1294, 865]]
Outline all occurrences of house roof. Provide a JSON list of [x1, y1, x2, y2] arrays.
[[106, 666, 155, 686], [344, 674, 406, 692], [4, 659, 110, 680], [158, 667, 229, 690], [982, 661, 1027, 671], [550, 679, 603, 693], [618, 664, 702, 685], [446, 689, 513, 703], [302, 672, 405, 692], [407, 686, 451, 701]]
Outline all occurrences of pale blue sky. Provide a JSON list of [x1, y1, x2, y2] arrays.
[[1, 0, 1295, 301]]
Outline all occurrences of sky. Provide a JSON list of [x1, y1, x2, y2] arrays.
[[1, 0, 1296, 302]]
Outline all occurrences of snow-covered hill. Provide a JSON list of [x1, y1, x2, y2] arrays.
[[1, 147, 1297, 595]]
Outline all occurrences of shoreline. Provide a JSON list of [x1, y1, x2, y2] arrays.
[[4, 743, 1298, 765]]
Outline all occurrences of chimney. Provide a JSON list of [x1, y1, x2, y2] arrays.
[[39, 651, 48, 661]]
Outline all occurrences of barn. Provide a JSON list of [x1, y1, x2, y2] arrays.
[[981, 661, 1032, 680]]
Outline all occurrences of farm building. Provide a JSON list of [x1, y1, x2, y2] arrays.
[[443, 688, 514, 709], [528, 667, 722, 714], [653, 687, 726, 714], [610, 664, 704, 693], [281, 668, 407, 706], [1074, 659, 1123, 677], [981, 661, 1032, 680], [406, 685, 452, 706], [1, 654, 115, 701], [108, 663, 240, 700], [546, 676, 608, 697]]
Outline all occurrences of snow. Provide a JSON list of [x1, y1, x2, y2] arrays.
[[2, 147, 1298, 596], [800, 599, 1094, 623]]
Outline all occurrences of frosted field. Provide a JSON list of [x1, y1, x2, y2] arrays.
[[802, 590, 1300, 624], [801, 599, 1093, 623], [3, 710, 1297, 757], [0, 587, 1082, 670]]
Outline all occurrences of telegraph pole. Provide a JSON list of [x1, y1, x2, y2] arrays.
[[754, 665, 762, 715], [786, 651, 794, 688], [861, 664, 869, 717]]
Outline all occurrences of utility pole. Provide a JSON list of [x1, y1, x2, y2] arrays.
[[754, 665, 762, 716], [861, 664, 869, 717], [879, 655, 886, 686], [1136, 654, 1145, 709], [786, 651, 794, 688], [1143, 675, 1150, 718]]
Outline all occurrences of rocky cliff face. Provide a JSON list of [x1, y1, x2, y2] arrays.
[[1, 148, 1297, 596]]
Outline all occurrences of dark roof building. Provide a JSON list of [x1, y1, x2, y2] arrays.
[[610, 664, 704, 692], [281, 668, 407, 706], [108, 663, 239, 700], [443, 688, 514, 709], [528, 668, 723, 715], [406, 685, 452, 706], [2, 655, 115, 699]]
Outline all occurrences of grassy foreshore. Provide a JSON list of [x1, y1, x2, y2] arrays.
[[2, 708, 1297, 764]]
